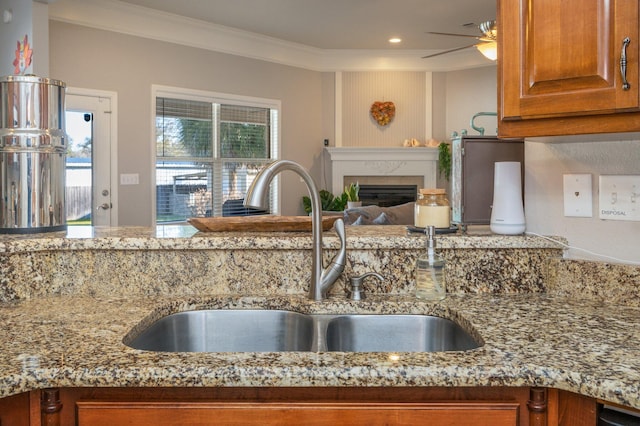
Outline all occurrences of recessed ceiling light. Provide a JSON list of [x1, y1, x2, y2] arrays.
[[389, 37, 402, 44]]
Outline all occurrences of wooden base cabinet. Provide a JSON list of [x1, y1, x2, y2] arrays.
[[76, 401, 520, 426], [65, 387, 532, 426], [498, 0, 640, 137], [0, 387, 603, 426]]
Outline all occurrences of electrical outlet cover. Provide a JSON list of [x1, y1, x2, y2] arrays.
[[599, 175, 640, 221], [120, 173, 139, 185], [563, 174, 593, 217]]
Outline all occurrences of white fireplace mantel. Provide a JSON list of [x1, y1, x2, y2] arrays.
[[324, 147, 438, 196]]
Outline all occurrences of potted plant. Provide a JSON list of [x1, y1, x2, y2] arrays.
[[344, 182, 361, 209], [302, 190, 347, 214], [438, 142, 451, 181]]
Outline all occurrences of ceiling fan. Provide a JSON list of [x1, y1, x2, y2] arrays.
[[422, 20, 497, 60]]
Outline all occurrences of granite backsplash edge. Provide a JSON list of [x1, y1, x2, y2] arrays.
[[1, 228, 638, 304], [545, 258, 640, 306], [0, 245, 561, 301]]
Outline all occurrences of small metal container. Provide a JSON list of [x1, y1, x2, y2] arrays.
[[0, 75, 67, 233]]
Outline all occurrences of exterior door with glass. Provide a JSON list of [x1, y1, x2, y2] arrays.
[[65, 91, 116, 227]]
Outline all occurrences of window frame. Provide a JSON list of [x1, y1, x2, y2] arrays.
[[151, 85, 281, 226]]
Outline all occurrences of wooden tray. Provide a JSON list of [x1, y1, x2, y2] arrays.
[[188, 216, 340, 232]]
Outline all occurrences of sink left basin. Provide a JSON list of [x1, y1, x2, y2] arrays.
[[125, 310, 315, 352]]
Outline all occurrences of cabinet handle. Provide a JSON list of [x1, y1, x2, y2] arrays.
[[620, 37, 631, 91]]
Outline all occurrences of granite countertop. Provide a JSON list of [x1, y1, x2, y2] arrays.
[[1, 293, 639, 409], [2, 225, 636, 410], [0, 224, 566, 252]]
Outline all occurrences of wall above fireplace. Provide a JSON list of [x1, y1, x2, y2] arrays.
[[324, 147, 438, 197]]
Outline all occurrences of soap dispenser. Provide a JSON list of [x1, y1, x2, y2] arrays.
[[415, 226, 446, 300]]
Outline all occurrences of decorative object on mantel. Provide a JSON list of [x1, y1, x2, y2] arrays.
[[402, 138, 421, 147], [425, 138, 441, 148], [188, 216, 340, 232], [370, 101, 395, 126], [402, 138, 441, 148]]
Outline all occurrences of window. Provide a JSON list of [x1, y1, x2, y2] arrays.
[[153, 87, 279, 223]]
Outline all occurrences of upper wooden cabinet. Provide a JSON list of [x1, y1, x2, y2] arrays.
[[498, 0, 640, 137]]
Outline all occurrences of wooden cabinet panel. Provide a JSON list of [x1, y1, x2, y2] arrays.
[[77, 401, 519, 426], [56, 386, 535, 426], [498, 0, 640, 137], [0, 386, 604, 426], [0, 392, 32, 426], [548, 389, 598, 426]]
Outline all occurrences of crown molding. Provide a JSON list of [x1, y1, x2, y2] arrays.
[[48, 0, 493, 72]]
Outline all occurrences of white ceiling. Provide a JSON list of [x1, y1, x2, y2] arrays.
[[116, 0, 496, 50], [48, 0, 498, 71]]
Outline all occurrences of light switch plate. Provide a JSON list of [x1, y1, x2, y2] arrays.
[[599, 175, 640, 221], [563, 174, 593, 217], [120, 173, 139, 185]]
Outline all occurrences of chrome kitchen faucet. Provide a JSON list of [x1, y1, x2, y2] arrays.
[[244, 160, 346, 300]]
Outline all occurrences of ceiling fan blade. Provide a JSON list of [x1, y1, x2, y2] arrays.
[[422, 44, 476, 59], [426, 31, 481, 39]]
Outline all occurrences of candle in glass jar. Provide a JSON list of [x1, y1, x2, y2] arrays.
[[414, 189, 450, 228]]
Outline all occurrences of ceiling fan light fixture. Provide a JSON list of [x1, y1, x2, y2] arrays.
[[476, 41, 497, 60]]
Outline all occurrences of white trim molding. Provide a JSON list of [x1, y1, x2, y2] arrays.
[[66, 87, 119, 226], [334, 72, 342, 147]]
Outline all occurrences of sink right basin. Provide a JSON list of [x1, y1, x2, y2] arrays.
[[325, 314, 481, 352]]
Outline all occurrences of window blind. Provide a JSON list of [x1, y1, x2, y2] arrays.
[[155, 94, 278, 223]]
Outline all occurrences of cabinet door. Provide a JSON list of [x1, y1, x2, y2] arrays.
[[0, 392, 31, 426], [77, 401, 519, 426], [500, 0, 639, 120]]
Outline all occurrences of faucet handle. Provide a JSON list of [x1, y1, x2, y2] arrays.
[[348, 272, 384, 301]]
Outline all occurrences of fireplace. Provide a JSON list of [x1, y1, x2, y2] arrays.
[[324, 147, 438, 200], [359, 184, 417, 207]]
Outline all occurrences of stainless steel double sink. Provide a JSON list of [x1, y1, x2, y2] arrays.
[[125, 309, 482, 353]]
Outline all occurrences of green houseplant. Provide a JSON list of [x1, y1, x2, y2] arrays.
[[438, 142, 451, 181], [344, 182, 361, 209], [344, 182, 360, 202], [302, 190, 347, 214]]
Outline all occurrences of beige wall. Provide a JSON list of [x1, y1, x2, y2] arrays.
[[341, 71, 427, 146], [431, 72, 447, 141], [50, 21, 325, 223], [525, 140, 640, 264], [444, 66, 498, 138]]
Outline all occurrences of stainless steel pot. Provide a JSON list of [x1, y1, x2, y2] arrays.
[[0, 75, 67, 233]]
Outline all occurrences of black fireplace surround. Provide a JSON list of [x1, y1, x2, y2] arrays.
[[358, 184, 417, 207]]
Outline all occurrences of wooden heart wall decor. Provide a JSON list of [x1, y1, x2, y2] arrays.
[[370, 101, 396, 126]]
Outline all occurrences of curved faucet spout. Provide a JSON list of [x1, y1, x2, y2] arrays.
[[320, 218, 346, 298], [244, 160, 346, 301]]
